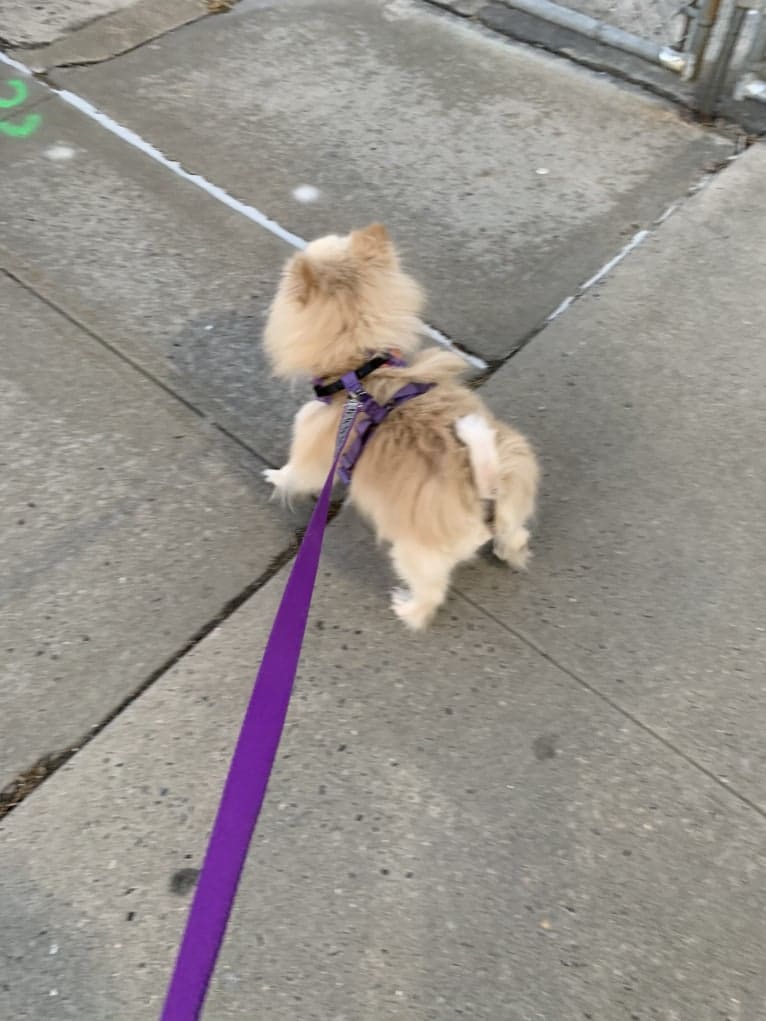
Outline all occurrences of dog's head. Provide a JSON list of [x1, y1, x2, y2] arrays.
[[264, 224, 425, 379]]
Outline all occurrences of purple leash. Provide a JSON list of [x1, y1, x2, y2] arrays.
[[160, 397, 361, 1021]]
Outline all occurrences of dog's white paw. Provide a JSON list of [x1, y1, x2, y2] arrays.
[[500, 545, 531, 572], [262, 467, 294, 505], [391, 588, 433, 631], [494, 527, 531, 571]]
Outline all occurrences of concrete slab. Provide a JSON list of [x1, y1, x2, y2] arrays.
[[0, 271, 293, 790], [12, 0, 208, 74], [460, 144, 766, 804], [58, 0, 732, 360], [0, 0, 138, 47], [0, 95, 303, 463], [1, 516, 764, 1019]]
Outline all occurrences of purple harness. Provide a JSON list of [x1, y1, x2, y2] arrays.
[[314, 355, 433, 484]]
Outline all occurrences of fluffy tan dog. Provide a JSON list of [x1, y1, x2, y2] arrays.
[[263, 224, 539, 630]]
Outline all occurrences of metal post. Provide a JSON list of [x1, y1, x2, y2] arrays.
[[734, 6, 766, 102], [505, 0, 691, 73], [697, 0, 749, 113], [682, 0, 726, 79]]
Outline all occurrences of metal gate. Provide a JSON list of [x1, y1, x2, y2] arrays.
[[445, 0, 766, 124], [500, 0, 720, 79]]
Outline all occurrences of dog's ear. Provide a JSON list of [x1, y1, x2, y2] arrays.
[[350, 223, 393, 263], [287, 253, 317, 305]]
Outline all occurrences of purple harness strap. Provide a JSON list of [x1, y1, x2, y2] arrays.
[[334, 368, 433, 484], [160, 399, 361, 1021]]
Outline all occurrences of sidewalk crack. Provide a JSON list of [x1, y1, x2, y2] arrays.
[[457, 589, 766, 822]]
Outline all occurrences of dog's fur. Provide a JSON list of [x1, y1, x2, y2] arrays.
[[263, 224, 539, 630]]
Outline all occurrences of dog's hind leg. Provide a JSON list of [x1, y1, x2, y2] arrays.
[[389, 542, 459, 631]]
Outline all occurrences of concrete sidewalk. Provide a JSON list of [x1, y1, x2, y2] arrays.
[[1, 1, 765, 1018], [0, 272, 294, 789]]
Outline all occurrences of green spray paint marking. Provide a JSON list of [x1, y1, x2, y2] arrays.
[[0, 78, 28, 108], [0, 78, 42, 138], [0, 113, 42, 137]]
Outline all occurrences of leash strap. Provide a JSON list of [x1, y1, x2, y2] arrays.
[[160, 398, 361, 1021]]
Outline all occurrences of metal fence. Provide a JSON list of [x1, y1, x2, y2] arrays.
[[502, 0, 721, 77], [493, 0, 766, 118], [732, 2, 766, 102]]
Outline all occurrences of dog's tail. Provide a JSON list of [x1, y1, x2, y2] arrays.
[[455, 413, 499, 500]]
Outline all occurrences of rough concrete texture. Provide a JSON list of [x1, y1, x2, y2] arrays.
[[459, 143, 766, 804], [0, 271, 293, 788], [58, 0, 732, 360], [13, 0, 207, 73], [1, 517, 765, 1020], [1, 1, 764, 1015], [0, 95, 303, 463], [0, 0, 139, 47]]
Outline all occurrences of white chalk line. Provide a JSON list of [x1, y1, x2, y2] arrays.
[[580, 229, 649, 293], [1, 53, 304, 247], [1, 51, 487, 367], [3, 50, 679, 366], [544, 188, 716, 325], [547, 228, 651, 323], [0, 51, 29, 75], [421, 323, 487, 370], [62, 72, 484, 367], [61, 89, 309, 250], [546, 208, 671, 324]]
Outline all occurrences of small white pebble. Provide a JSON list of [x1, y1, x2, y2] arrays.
[[49, 990, 59, 997], [204, 324, 213, 331], [49, 944, 58, 956], [536, 167, 550, 175], [45, 144, 75, 161], [292, 184, 320, 203]]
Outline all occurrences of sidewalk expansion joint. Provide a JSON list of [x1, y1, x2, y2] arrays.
[[0, 264, 283, 470], [479, 148, 745, 381], [457, 590, 766, 824], [0, 530, 315, 823]]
